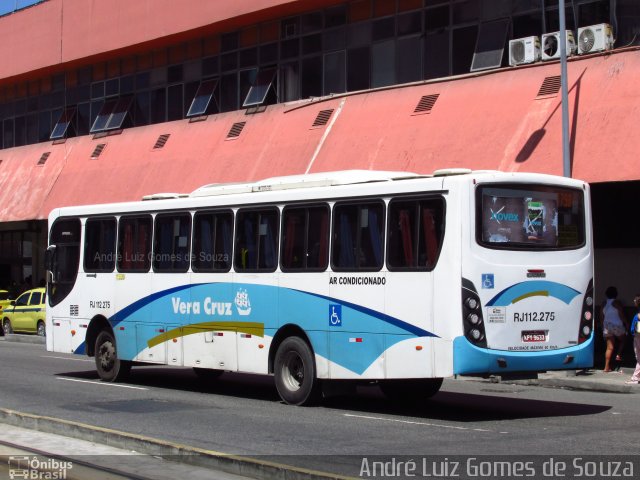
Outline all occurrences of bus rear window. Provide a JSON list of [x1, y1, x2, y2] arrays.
[[477, 184, 585, 249]]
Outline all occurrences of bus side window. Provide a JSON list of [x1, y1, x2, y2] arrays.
[[387, 198, 444, 271], [281, 205, 329, 271], [117, 216, 152, 272], [332, 202, 384, 271], [193, 211, 233, 272], [84, 217, 117, 273], [153, 213, 191, 273], [421, 208, 438, 269], [235, 208, 279, 272]]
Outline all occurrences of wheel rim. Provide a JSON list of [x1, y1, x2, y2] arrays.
[[281, 351, 305, 392], [98, 340, 116, 372], [3, 320, 10, 334], [37, 323, 45, 336]]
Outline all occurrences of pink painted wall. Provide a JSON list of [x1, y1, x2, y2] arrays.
[[1, 48, 638, 222], [0, 0, 327, 80]]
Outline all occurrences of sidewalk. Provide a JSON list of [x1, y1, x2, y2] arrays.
[[463, 368, 639, 394]]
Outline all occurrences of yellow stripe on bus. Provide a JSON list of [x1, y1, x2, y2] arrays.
[[147, 321, 265, 348]]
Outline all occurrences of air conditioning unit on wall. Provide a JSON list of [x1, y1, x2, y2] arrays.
[[509, 36, 541, 66], [577, 23, 614, 54], [541, 30, 576, 61]]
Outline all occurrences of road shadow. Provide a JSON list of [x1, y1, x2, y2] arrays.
[[56, 368, 610, 421]]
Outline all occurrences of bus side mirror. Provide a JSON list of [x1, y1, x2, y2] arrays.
[[45, 245, 57, 284]]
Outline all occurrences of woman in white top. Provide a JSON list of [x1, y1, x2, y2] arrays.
[[601, 286, 628, 372]]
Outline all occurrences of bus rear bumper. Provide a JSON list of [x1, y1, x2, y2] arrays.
[[453, 335, 594, 375]]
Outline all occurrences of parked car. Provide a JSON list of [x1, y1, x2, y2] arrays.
[[0, 289, 12, 312], [2, 287, 46, 336]]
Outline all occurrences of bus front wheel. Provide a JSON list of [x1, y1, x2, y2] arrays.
[[274, 337, 320, 406], [95, 330, 131, 382], [380, 378, 443, 403]]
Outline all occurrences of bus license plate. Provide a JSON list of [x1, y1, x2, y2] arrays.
[[522, 330, 547, 342]]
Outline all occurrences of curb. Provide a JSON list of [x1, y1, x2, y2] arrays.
[[0, 334, 46, 345], [535, 376, 634, 393], [0, 408, 352, 480], [456, 373, 636, 394], [499, 376, 634, 394]]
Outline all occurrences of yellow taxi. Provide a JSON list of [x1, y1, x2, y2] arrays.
[[0, 289, 13, 315], [2, 288, 46, 336]]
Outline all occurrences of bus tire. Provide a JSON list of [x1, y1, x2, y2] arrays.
[[95, 330, 131, 382], [274, 336, 320, 406], [3, 318, 12, 335], [193, 367, 224, 381], [380, 378, 443, 403]]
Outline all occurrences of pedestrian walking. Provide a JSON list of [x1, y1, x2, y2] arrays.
[[600, 286, 628, 372], [626, 295, 640, 384]]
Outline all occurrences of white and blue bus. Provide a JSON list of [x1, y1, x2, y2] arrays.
[[45, 169, 594, 405]]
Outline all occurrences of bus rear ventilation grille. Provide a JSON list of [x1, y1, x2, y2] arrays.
[[227, 121, 246, 139], [537, 76, 561, 97], [154, 134, 170, 149], [91, 143, 106, 159], [311, 109, 334, 127], [37, 152, 51, 166]]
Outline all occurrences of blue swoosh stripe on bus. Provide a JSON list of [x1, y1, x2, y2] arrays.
[[486, 281, 580, 307], [292, 289, 437, 338], [109, 283, 206, 325], [73, 283, 204, 355]]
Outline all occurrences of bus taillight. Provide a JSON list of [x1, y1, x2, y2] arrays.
[[578, 280, 594, 344], [462, 279, 487, 348]]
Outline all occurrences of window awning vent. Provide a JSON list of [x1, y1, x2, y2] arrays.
[[227, 121, 246, 139], [413, 94, 440, 114], [537, 76, 561, 97], [37, 152, 51, 166], [154, 134, 170, 149], [91, 144, 106, 159], [311, 109, 334, 128]]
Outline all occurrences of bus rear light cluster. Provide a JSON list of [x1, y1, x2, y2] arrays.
[[578, 280, 594, 344], [462, 279, 487, 348]]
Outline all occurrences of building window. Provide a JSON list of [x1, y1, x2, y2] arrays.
[[90, 96, 133, 133], [186, 78, 220, 117], [50, 106, 77, 140], [242, 67, 277, 107]]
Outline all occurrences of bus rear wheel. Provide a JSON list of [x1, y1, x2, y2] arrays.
[[380, 378, 443, 403], [95, 330, 131, 382], [274, 337, 320, 406]]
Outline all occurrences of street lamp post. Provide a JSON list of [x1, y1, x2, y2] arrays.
[[559, 0, 572, 177]]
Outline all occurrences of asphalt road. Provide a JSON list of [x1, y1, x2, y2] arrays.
[[1, 341, 639, 477]]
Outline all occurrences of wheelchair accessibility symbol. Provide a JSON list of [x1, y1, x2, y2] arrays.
[[482, 274, 495, 289], [329, 304, 342, 327]]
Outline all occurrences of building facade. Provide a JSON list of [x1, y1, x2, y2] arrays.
[[0, 0, 639, 302]]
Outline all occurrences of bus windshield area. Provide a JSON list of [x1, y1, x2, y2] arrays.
[[477, 184, 585, 249]]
